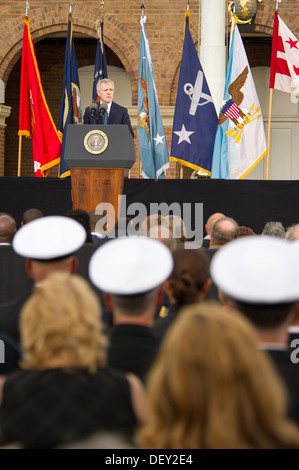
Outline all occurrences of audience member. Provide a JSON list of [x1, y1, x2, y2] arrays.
[[165, 214, 187, 248], [209, 216, 239, 250], [137, 301, 299, 449], [202, 212, 225, 248], [0, 333, 21, 375], [67, 208, 93, 243], [205, 216, 239, 301], [140, 214, 169, 237], [286, 224, 299, 241], [89, 209, 107, 242], [211, 236, 299, 425], [21, 208, 43, 226], [237, 225, 256, 238], [154, 248, 211, 343], [0, 216, 86, 344], [0, 214, 17, 244], [89, 237, 173, 382], [0, 272, 145, 449], [262, 221, 285, 239]]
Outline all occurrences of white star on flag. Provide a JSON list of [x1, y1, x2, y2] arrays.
[[153, 133, 165, 146], [174, 124, 194, 144], [34, 161, 41, 173]]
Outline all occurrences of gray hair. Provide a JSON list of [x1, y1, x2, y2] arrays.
[[96, 78, 114, 91], [262, 221, 285, 239]]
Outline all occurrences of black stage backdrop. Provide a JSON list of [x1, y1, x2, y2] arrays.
[[1, 177, 299, 234], [124, 179, 299, 235]]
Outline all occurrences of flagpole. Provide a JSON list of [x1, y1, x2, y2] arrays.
[[17, 137, 22, 177], [265, 88, 273, 180], [138, 148, 141, 178], [25, 0, 30, 16], [139, 1, 145, 180], [266, 0, 281, 180], [179, 0, 189, 180], [18, 1, 30, 177]]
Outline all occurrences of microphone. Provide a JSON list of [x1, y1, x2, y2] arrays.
[[90, 103, 98, 118], [98, 103, 108, 118]]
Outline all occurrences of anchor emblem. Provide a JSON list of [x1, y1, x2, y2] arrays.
[[184, 70, 214, 115]]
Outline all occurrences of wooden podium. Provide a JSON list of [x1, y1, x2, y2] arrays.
[[64, 124, 135, 227]]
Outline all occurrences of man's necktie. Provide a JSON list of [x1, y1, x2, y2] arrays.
[[103, 112, 108, 125]]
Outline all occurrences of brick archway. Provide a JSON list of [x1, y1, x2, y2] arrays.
[[0, 6, 139, 101]]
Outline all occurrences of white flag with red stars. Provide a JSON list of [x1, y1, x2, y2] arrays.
[[270, 12, 299, 96]]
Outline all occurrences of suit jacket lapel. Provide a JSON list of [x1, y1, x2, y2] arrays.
[[108, 102, 116, 124]]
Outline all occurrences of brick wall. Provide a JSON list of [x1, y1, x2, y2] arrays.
[[0, 0, 295, 178]]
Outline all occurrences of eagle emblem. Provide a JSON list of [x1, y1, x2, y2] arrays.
[[218, 66, 249, 126]]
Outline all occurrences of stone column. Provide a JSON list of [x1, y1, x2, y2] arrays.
[[200, 0, 226, 115], [0, 104, 12, 176]]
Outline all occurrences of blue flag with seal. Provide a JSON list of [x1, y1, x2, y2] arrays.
[[211, 15, 267, 179], [170, 12, 218, 175], [58, 14, 82, 178], [138, 15, 169, 179], [92, 19, 108, 103]]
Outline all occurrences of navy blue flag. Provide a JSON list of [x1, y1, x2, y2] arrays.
[[92, 20, 108, 103], [170, 13, 218, 175], [58, 14, 82, 178]]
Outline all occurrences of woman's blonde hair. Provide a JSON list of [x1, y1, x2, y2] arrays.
[[138, 301, 299, 449], [20, 272, 106, 373]]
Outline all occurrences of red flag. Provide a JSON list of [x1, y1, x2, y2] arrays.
[[18, 18, 61, 177], [270, 11, 299, 95]]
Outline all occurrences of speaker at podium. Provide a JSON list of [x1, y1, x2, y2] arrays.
[[64, 124, 135, 229]]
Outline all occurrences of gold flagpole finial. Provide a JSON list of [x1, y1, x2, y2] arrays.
[[95, 0, 105, 39], [100, 0, 105, 19]]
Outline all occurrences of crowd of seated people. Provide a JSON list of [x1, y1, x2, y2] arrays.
[[0, 209, 299, 448]]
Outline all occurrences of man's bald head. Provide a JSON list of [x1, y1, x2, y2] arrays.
[[0, 214, 17, 244], [211, 217, 239, 247], [205, 212, 226, 236]]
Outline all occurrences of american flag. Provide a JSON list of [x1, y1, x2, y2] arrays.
[[221, 99, 240, 120]]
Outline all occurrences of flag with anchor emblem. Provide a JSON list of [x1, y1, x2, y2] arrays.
[[211, 16, 267, 179], [170, 12, 218, 175]]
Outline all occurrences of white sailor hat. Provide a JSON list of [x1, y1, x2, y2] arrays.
[[89, 237, 174, 295], [12, 215, 86, 261], [211, 236, 299, 304]]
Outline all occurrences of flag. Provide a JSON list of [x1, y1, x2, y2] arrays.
[[18, 18, 61, 177], [211, 16, 267, 179], [58, 14, 82, 178], [170, 12, 218, 175], [138, 15, 169, 179], [92, 19, 108, 103], [270, 11, 299, 96]]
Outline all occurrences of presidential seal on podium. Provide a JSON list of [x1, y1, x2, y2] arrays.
[[84, 130, 108, 155]]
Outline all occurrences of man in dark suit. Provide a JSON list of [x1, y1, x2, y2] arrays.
[[83, 78, 134, 138], [211, 236, 299, 426]]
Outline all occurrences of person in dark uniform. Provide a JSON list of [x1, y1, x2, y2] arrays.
[[211, 236, 299, 426], [0, 216, 86, 345], [154, 248, 211, 344], [89, 237, 173, 382], [83, 78, 134, 138]]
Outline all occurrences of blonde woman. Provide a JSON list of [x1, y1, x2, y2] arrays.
[[138, 301, 299, 449], [0, 272, 145, 449]]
